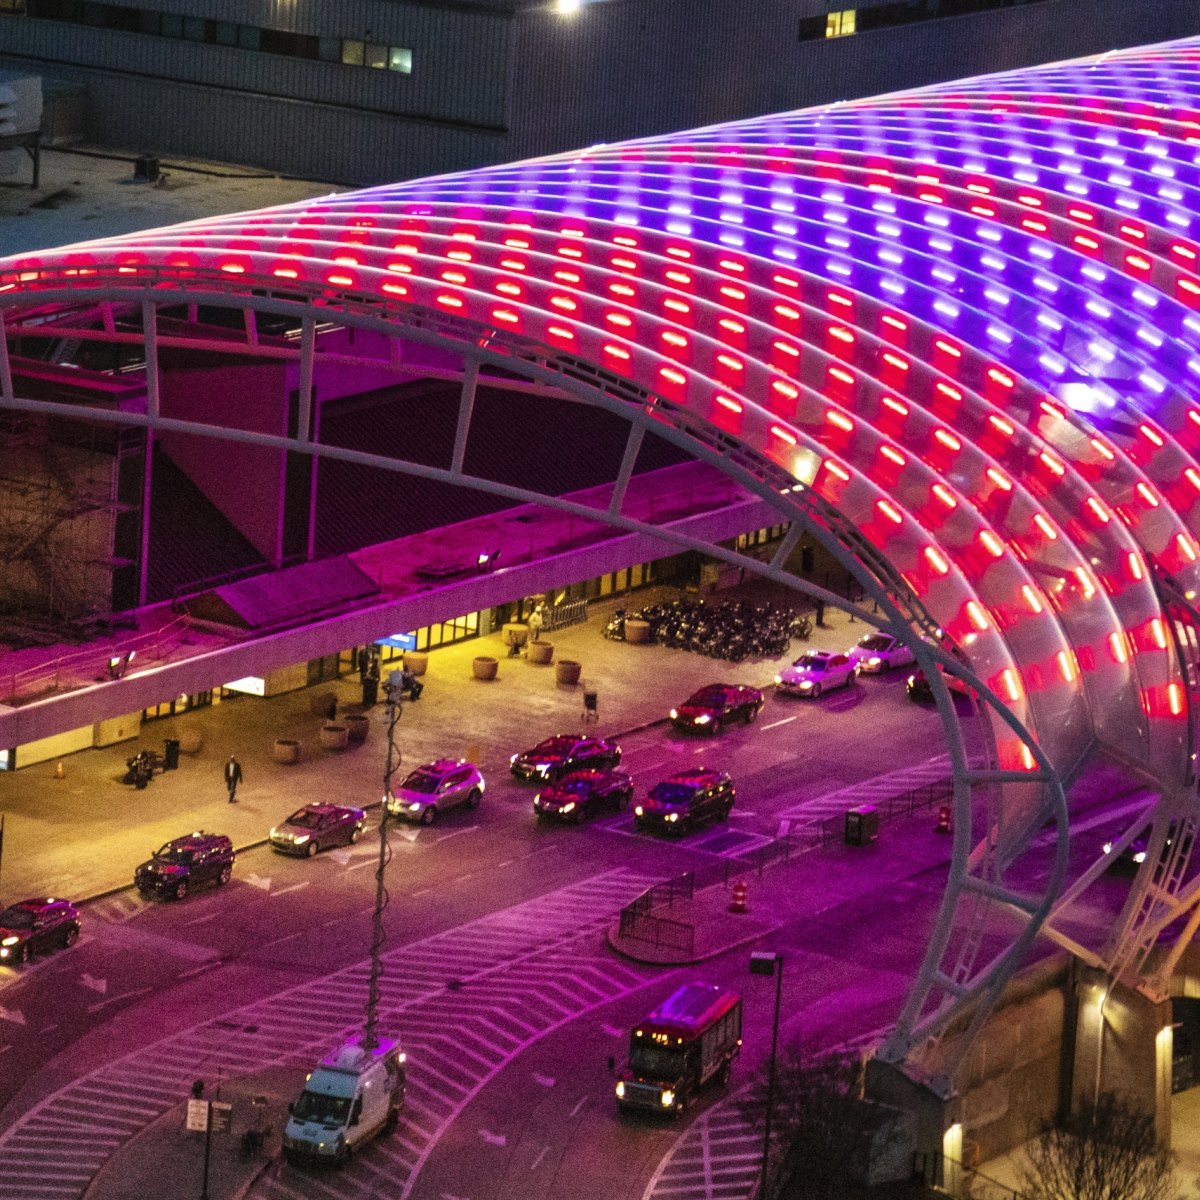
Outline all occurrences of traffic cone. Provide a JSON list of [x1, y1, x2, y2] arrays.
[[54, 760, 65, 780], [729, 880, 748, 913]]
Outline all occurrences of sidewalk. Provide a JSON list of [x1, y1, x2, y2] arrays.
[[0, 591, 871, 905]]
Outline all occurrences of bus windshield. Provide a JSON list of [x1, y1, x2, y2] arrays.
[[629, 1044, 686, 1081], [292, 1090, 351, 1127]]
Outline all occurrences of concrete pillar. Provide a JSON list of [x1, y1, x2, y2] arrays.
[[1070, 968, 1172, 1147]]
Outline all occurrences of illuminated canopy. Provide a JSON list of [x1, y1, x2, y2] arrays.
[[4, 36, 1200, 1068]]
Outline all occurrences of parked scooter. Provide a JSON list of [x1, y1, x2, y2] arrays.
[[122, 748, 162, 788], [386, 667, 424, 701]]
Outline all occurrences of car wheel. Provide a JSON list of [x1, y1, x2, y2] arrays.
[[305, 840, 319, 858], [810, 683, 822, 698], [717, 1062, 732, 1087], [745, 704, 760, 724], [711, 718, 723, 736], [62, 925, 79, 949], [174, 880, 189, 901], [617, 788, 631, 811], [421, 806, 437, 826], [218, 865, 232, 885], [17, 942, 30, 964], [466, 788, 482, 809], [349, 826, 363, 844]]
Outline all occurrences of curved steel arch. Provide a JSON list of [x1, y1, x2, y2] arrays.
[[5, 36, 1200, 1077]]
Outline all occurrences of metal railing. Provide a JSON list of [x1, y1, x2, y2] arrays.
[[543, 598, 588, 632], [617, 908, 696, 957]]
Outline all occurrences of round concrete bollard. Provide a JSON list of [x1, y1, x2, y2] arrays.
[[473, 656, 499, 681], [272, 738, 302, 765], [344, 714, 370, 743], [528, 640, 554, 665], [555, 659, 582, 686], [319, 723, 349, 751], [404, 651, 429, 676], [624, 618, 651, 644]]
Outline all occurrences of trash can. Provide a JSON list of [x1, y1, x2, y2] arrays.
[[134, 153, 160, 183], [844, 804, 879, 846], [163, 737, 181, 771], [362, 677, 379, 708]]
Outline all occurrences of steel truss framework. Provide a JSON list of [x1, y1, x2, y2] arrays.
[[6, 37, 1200, 1081]]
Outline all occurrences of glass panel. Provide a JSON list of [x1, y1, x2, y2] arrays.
[[182, 15, 205, 40], [389, 46, 412, 73], [599, 573, 613, 597], [237, 23, 260, 49], [416, 626, 429, 651], [159, 10, 181, 36], [631, 563, 644, 588], [364, 42, 387, 69], [138, 9, 158, 32], [341, 38, 364, 65], [214, 20, 237, 45], [615, 569, 628, 592], [318, 36, 340, 61]]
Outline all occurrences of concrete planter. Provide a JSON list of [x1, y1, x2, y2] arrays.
[[319, 723, 350, 751], [404, 651, 429, 676], [528, 640, 554, 665], [502, 622, 529, 648], [556, 659, 582, 686], [624, 618, 651, 644], [473, 656, 499, 681], [272, 738, 302, 765], [344, 714, 370, 743]]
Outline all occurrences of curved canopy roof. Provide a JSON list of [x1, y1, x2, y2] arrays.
[[4, 34, 1200, 1065]]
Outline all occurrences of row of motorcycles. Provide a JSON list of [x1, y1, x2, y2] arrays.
[[602, 597, 813, 662]]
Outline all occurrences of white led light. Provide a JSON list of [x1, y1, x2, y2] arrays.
[[986, 325, 1013, 345], [933, 298, 960, 320]]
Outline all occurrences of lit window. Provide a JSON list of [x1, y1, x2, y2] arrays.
[[342, 39, 365, 66], [389, 47, 413, 73], [826, 9, 856, 37], [365, 43, 388, 69]]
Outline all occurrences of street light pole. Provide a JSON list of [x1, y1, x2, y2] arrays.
[[750, 950, 784, 1200], [363, 677, 402, 1051]]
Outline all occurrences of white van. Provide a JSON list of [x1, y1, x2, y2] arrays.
[[283, 1036, 406, 1164]]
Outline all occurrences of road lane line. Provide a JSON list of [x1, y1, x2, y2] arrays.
[[762, 715, 798, 730], [270, 882, 311, 898], [411, 887, 433, 897], [570, 1095, 587, 1117], [530, 1144, 550, 1171], [178, 960, 221, 980], [434, 825, 481, 844], [183, 912, 219, 926], [86, 987, 152, 1014]]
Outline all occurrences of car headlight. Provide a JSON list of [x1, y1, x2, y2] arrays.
[[409, 803, 422, 812], [669, 709, 679, 719], [1103, 841, 1115, 854], [2, 936, 19, 946], [773, 674, 783, 684], [1133, 851, 1147, 863], [536, 763, 552, 775], [695, 713, 712, 724], [634, 805, 644, 816], [800, 680, 813, 689], [661, 1090, 675, 1108], [667, 813, 679, 822], [293, 835, 310, 844], [868, 657, 881, 666], [510, 754, 519, 765], [269, 827, 280, 839], [561, 802, 576, 813], [615, 1080, 625, 1098]]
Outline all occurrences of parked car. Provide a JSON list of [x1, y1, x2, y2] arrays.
[[634, 769, 736, 835], [847, 632, 916, 674], [386, 759, 485, 824], [775, 650, 856, 697], [510, 735, 622, 782], [134, 831, 235, 900], [906, 665, 973, 705], [1104, 820, 1193, 871], [0, 898, 81, 964], [669, 684, 763, 734], [534, 768, 634, 822], [270, 804, 367, 856]]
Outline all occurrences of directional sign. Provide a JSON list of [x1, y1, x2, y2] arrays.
[[209, 1102, 233, 1133], [186, 1099, 210, 1132], [80, 974, 107, 994]]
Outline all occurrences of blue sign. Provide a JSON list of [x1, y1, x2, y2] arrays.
[[375, 632, 416, 651]]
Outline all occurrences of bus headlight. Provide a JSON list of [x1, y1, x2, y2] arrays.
[[661, 1090, 675, 1108], [615, 1081, 625, 1098]]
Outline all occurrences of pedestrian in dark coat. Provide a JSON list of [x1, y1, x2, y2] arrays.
[[224, 755, 243, 803]]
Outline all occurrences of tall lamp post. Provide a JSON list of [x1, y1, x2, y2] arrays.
[[362, 672, 403, 1050], [750, 950, 784, 1200]]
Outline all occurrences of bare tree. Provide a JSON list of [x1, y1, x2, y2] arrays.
[[1019, 1091, 1177, 1200], [741, 1048, 904, 1200]]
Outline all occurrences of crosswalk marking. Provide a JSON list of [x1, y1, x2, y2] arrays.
[[0, 869, 662, 1200], [644, 1092, 763, 1200]]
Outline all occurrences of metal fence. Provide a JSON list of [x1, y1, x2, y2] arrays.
[[544, 598, 589, 632], [617, 907, 696, 957]]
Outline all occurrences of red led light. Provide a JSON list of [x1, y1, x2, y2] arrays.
[[980, 531, 1005, 558], [924, 546, 950, 575], [932, 483, 957, 509], [716, 395, 743, 413], [1057, 650, 1076, 683], [877, 500, 903, 525], [1021, 585, 1044, 615], [1127, 551, 1144, 581], [1109, 632, 1129, 664], [826, 411, 854, 432], [770, 424, 798, 445], [966, 600, 989, 631]]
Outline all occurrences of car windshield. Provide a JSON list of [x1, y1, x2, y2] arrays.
[[155, 845, 194, 864], [649, 783, 695, 805], [630, 1044, 687, 1080], [858, 635, 892, 651], [286, 809, 323, 828], [793, 653, 829, 670], [292, 1090, 351, 1127], [688, 687, 726, 705], [402, 771, 440, 793], [533, 737, 577, 755], [0, 907, 34, 930], [558, 777, 594, 794]]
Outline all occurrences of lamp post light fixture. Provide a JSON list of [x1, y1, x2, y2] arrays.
[[750, 949, 784, 1199]]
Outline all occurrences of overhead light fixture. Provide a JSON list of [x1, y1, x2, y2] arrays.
[[557, 0, 582, 12]]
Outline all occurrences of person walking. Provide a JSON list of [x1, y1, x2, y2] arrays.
[[224, 755, 243, 803], [528, 604, 545, 643]]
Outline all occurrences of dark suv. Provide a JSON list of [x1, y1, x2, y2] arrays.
[[0, 898, 81, 964], [634, 769, 736, 835], [135, 831, 235, 900]]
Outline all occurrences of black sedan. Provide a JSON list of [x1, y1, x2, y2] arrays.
[[534, 769, 634, 822], [669, 683, 763, 734], [270, 804, 367, 856], [510, 734, 622, 782], [0, 898, 81, 964]]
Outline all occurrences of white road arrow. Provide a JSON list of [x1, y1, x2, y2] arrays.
[[243, 874, 273, 891], [532, 1072, 556, 1088], [479, 1129, 507, 1147], [0, 1005, 26, 1025], [80, 974, 107, 994], [325, 849, 353, 865]]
